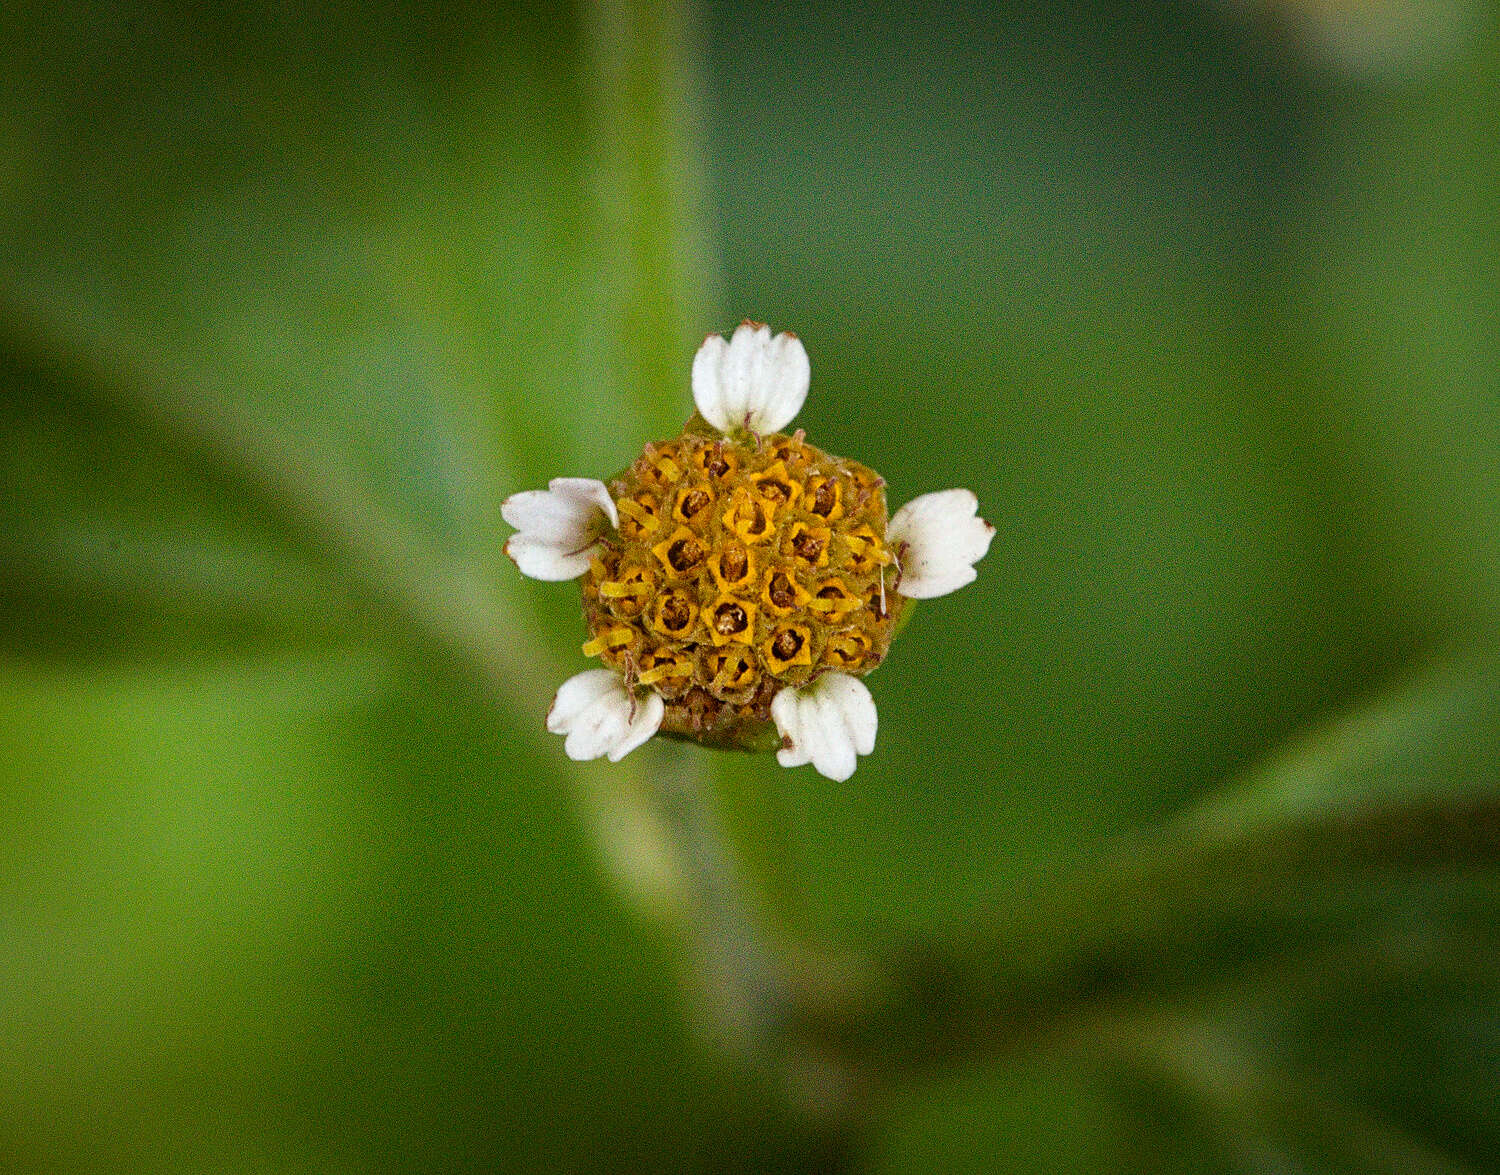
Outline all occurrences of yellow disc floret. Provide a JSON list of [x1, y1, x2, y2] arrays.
[[579, 420, 900, 747]]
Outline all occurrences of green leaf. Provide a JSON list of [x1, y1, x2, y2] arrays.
[[0, 333, 364, 660], [0, 652, 808, 1173], [0, 1, 710, 664], [0, 4, 762, 1172], [806, 656, 1500, 1081], [1104, 1013, 1481, 1175]]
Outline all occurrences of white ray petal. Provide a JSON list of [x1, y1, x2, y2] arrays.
[[691, 322, 810, 436], [770, 687, 810, 769], [887, 488, 995, 599], [606, 692, 665, 762], [771, 687, 812, 769], [503, 534, 593, 581], [502, 477, 618, 582], [772, 672, 878, 782], [820, 671, 878, 756], [546, 670, 664, 763]]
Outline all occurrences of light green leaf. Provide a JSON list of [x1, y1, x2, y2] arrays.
[[0, 1, 710, 664]]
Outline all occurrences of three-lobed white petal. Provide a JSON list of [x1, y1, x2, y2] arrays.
[[691, 321, 810, 436], [887, 488, 995, 599], [771, 671, 878, 782], [546, 669, 665, 762], [502, 477, 619, 581]]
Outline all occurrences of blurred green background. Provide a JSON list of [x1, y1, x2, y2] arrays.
[[4, 1, 1500, 1170]]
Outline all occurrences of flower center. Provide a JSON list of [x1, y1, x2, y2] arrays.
[[580, 426, 897, 739]]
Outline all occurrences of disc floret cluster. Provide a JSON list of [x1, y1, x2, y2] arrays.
[[582, 425, 896, 747], [502, 322, 994, 781]]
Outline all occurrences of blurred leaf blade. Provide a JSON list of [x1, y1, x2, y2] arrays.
[[0, 4, 768, 1172], [0, 289, 544, 708], [847, 654, 1500, 1172], [820, 654, 1500, 1082], [1107, 1013, 1482, 1175], [0, 0, 713, 671], [0, 649, 806, 1173], [0, 331, 366, 661]]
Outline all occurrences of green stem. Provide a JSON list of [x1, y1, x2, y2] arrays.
[[581, 0, 716, 425]]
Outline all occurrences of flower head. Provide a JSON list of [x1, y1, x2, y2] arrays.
[[504, 322, 993, 778]]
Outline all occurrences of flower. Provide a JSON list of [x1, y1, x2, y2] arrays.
[[503, 321, 994, 778]]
